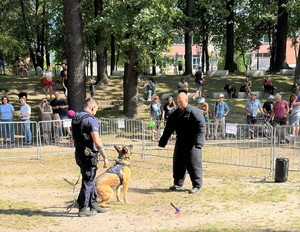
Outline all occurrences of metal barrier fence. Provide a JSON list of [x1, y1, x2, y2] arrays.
[[273, 124, 300, 172], [1, 118, 299, 176], [0, 121, 39, 160], [37, 120, 73, 158]]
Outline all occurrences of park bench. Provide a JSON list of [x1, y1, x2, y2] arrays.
[[237, 91, 263, 98], [245, 70, 265, 77], [280, 69, 295, 75], [211, 92, 228, 99], [207, 70, 229, 77]]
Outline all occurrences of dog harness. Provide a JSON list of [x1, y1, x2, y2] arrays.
[[106, 163, 130, 185]]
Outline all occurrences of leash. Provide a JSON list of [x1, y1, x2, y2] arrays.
[[66, 175, 81, 213]]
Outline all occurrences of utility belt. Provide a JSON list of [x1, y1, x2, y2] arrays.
[[84, 147, 99, 166]]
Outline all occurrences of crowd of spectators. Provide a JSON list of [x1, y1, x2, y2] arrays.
[[146, 69, 300, 142]]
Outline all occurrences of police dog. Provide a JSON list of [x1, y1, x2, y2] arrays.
[[96, 145, 133, 207]]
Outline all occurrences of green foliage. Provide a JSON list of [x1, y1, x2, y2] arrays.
[[100, 0, 183, 72]]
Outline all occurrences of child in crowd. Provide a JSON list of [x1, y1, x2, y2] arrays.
[[53, 113, 62, 143]]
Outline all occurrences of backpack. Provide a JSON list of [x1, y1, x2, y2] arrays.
[[71, 113, 93, 146]]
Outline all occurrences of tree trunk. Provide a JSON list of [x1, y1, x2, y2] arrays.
[[294, 47, 300, 85], [205, 33, 209, 72], [63, 0, 86, 112], [89, 46, 93, 77], [224, 0, 237, 72], [116, 45, 120, 71], [123, 48, 138, 118], [41, 2, 46, 68], [110, 35, 115, 76], [270, 0, 289, 72], [152, 58, 156, 75], [94, 0, 110, 85], [20, 0, 37, 68], [201, 32, 209, 72], [184, 0, 193, 76]]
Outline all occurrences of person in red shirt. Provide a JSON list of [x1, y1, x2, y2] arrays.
[[262, 76, 276, 96], [270, 94, 289, 144]]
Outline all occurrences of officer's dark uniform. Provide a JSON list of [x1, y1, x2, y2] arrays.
[[159, 104, 206, 189], [72, 111, 99, 210]]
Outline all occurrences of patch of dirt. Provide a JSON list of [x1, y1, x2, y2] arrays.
[[1, 155, 300, 232]]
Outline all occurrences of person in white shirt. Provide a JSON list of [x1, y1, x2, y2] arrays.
[[18, 96, 32, 145]]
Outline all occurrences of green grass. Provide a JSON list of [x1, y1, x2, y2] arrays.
[[1, 72, 295, 124], [0, 200, 58, 229]]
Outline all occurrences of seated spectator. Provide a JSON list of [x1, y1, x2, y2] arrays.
[[144, 77, 157, 101], [16, 56, 29, 76], [177, 78, 188, 89], [243, 77, 252, 97], [262, 76, 276, 95]]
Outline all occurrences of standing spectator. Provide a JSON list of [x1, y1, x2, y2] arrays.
[[245, 93, 264, 139], [192, 67, 205, 100], [289, 94, 300, 136], [18, 96, 32, 145], [213, 94, 230, 139], [178, 61, 183, 74], [39, 99, 53, 145], [198, 97, 210, 139], [0, 96, 15, 145], [72, 98, 108, 217], [162, 95, 176, 123], [294, 76, 300, 95], [50, 91, 70, 137], [60, 63, 68, 97], [270, 94, 289, 144], [43, 66, 54, 99], [244, 77, 252, 97], [158, 92, 206, 194], [150, 95, 162, 141], [0, 49, 5, 75], [263, 95, 275, 119], [144, 78, 156, 101], [53, 113, 63, 143]]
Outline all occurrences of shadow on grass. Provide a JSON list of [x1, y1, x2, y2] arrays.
[[0, 207, 78, 218], [130, 187, 188, 194]]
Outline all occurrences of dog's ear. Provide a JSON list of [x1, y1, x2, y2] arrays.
[[114, 145, 122, 152], [127, 145, 133, 153]]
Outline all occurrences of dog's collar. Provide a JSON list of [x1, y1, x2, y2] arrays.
[[115, 160, 131, 168]]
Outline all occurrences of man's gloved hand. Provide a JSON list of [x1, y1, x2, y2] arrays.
[[195, 144, 202, 149], [158, 142, 165, 148]]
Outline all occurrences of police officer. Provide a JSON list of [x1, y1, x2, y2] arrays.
[[72, 98, 109, 217], [158, 92, 206, 194]]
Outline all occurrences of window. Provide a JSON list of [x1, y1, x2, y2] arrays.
[[192, 55, 201, 70]]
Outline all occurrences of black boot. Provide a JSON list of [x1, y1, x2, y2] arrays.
[[90, 203, 108, 213], [78, 207, 97, 217]]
